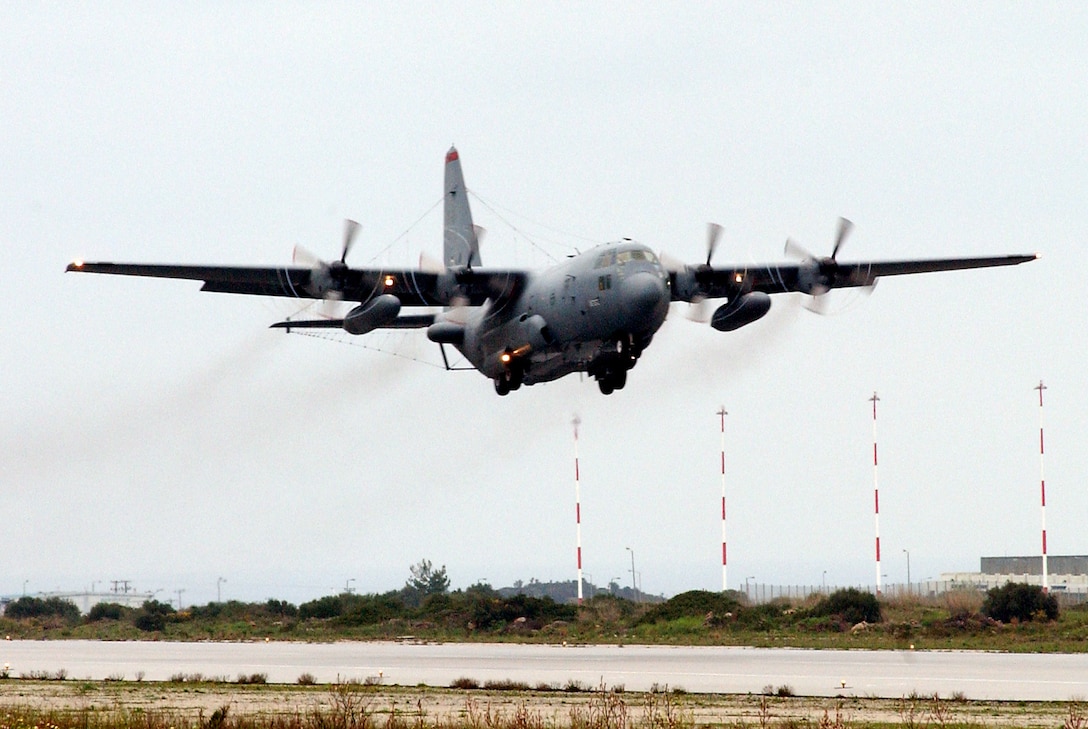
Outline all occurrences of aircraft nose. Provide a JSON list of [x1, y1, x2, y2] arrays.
[[621, 271, 669, 324]]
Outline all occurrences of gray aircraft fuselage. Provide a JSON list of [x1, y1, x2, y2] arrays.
[[450, 241, 670, 392]]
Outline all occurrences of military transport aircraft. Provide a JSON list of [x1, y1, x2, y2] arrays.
[[68, 147, 1036, 395]]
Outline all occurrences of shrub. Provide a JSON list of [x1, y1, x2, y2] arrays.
[[236, 672, 267, 684], [134, 611, 166, 632], [809, 588, 881, 624], [483, 678, 530, 691], [450, 676, 479, 689], [635, 590, 740, 625], [981, 582, 1058, 623], [5, 597, 80, 623], [460, 593, 576, 631], [87, 602, 127, 622], [299, 595, 346, 620], [337, 593, 405, 627], [141, 599, 176, 616], [297, 672, 317, 685], [733, 602, 786, 630]]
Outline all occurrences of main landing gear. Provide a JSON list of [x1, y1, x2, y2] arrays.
[[493, 359, 524, 396]]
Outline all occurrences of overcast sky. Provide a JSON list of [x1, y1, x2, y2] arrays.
[[4, 3, 1085, 606]]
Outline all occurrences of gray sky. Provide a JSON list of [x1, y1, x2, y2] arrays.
[[4, 3, 1085, 606]]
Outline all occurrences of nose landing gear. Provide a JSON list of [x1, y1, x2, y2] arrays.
[[593, 334, 640, 395]]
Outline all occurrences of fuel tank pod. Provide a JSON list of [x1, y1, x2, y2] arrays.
[[342, 294, 402, 335], [710, 292, 771, 332]]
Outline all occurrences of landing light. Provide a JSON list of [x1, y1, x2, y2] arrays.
[[734, 273, 743, 283], [383, 275, 395, 288], [500, 352, 512, 364], [71, 259, 84, 269]]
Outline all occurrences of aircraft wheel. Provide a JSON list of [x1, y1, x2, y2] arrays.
[[499, 365, 522, 391], [613, 367, 627, 390], [494, 377, 511, 396], [598, 376, 615, 395]]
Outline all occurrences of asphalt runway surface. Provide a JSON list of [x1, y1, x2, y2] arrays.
[[3, 641, 1087, 701]]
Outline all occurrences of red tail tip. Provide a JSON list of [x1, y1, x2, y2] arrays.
[[446, 147, 459, 163]]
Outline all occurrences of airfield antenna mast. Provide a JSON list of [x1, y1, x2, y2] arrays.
[[870, 392, 882, 597], [717, 406, 728, 592], [1035, 381, 1049, 593], [573, 416, 584, 605]]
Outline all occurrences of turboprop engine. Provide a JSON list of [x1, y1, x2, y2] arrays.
[[343, 294, 401, 335], [710, 292, 771, 332]]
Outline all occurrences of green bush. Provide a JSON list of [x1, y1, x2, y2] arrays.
[[5, 596, 80, 623], [298, 594, 347, 620], [87, 602, 128, 621], [809, 588, 881, 624], [134, 611, 166, 632], [141, 599, 176, 616], [635, 590, 740, 625], [337, 593, 405, 627], [465, 593, 575, 630], [733, 602, 786, 630], [982, 582, 1058, 623]]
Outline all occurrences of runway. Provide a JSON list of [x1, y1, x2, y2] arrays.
[[3, 641, 1087, 701]]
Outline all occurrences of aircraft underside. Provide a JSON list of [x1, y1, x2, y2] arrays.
[[475, 331, 653, 396]]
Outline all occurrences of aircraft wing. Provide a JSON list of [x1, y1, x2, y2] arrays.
[[66, 261, 528, 309], [681, 253, 1038, 300]]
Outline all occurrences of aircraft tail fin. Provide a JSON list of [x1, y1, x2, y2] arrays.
[[443, 147, 481, 269]]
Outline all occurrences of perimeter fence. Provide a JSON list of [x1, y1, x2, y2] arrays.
[[740, 581, 1088, 607]]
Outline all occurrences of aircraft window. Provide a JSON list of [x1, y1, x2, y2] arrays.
[[595, 250, 615, 268], [617, 250, 652, 264]]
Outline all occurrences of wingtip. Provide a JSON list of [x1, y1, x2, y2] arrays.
[[66, 259, 84, 272]]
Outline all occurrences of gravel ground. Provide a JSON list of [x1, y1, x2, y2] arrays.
[[0, 680, 1082, 728]]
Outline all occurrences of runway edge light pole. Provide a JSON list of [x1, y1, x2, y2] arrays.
[[573, 415, 584, 605], [718, 406, 728, 593], [870, 392, 882, 597], [1035, 381, 1048, 593]]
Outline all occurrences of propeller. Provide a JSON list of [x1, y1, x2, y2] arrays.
[[659, 222, 725, 321], [292, 218, 360, 315], [784, 217, 861, 313], [705, 222, 723, 266]]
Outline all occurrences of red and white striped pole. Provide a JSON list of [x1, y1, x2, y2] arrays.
[[1035, 381, 1048, 593], [870, 392, 882, 596], [573, 416, 584, 605], [718, 406, 728, 592]]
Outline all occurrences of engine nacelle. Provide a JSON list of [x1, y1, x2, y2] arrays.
[[427, 321, 465, 345], [343, 294, 401, 335], [710, 292, 772, 331], [518, 313, 554, 350]]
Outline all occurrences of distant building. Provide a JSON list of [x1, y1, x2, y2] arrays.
[[45, 590, 157, 615], [942, 555, 1088, 593]]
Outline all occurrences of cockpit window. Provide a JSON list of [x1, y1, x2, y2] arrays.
[[616, 249, 657, 264], [595, 250, 616, 268]]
